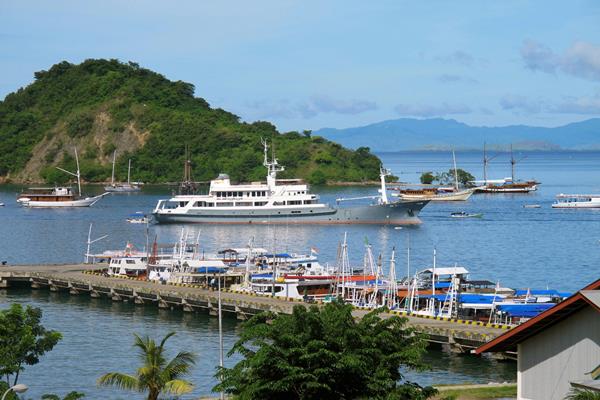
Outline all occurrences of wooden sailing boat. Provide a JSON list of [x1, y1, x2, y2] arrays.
[[394, 150, 476, 201], [104, 151, 141, 192], [17, 148, 108, 207], [474, 144, 539, 193]]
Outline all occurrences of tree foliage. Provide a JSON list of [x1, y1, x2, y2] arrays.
[[434, 168, 475, 186], [420, 172, 434, 184], [0, 304, 62, 386], [41, 391, 86, 400], [0, 59, 382, 184], [214, 300, 435, 400], [97, 332, 196, 400]]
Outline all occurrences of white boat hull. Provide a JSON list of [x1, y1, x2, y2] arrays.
[[552, 194, 600, 208], [18, 193, 108, 208]]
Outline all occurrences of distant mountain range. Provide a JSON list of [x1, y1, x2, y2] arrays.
[[315, 118, 600, 151]]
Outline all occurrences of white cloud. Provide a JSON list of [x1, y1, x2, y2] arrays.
[[394, 102, 472, 117], [437, 74, 479, 84], [435, 50, 475, 67], [521, 40, 600, 81], [499, 93, 600, 115], [246, 95, 377, 120]]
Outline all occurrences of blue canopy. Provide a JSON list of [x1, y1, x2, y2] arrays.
[[419, 293, 503, 304], [514, 289, 571, 298], [264, 253, 292, 258], [496, 303, 555, 318], [195, 267, 225, 274]]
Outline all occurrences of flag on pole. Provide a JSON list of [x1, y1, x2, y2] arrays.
[[310, 246, 319, 255]]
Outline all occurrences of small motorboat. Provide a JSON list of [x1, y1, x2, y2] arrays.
[[0, 202, 4, 207], [126, 212, 150, 224], [451, 211, 483, 219], [523, 204, 541, 208]]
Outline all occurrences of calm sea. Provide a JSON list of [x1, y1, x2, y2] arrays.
[[1, 150, 598, 398]]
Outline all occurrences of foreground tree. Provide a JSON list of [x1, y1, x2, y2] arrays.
[[0, 304, 62, 386], [214, 300, 435, 400], [97, 332, 196, 400], [41, 391, 85, 400]]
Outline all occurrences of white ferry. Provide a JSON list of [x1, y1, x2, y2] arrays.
[[552, 194, 600, 208], [153, 142, 428, 225]]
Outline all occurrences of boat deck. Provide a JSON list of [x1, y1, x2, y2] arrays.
[[0, 263, 510, 353]]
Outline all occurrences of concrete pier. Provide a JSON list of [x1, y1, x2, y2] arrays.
[[0, 263, 511, 353]]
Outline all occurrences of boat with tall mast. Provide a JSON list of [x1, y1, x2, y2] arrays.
[[473, 144, 539, 193], [17, 148, 108, 207], [104, 151, 141, 192], [153, 140, 429, 225], [393, 150, 477, 201]]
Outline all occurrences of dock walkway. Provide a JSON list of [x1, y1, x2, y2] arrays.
[[0, 264, 509, 353]]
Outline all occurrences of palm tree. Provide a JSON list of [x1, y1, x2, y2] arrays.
[[97, 332, 196, 400]]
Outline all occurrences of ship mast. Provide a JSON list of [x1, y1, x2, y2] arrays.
[[110, 150, 116, 185], [127, 159, 132, 185], [452, 149, 459, 191], [510, 144, 527, 183], [56, 147, 82, 196], [262, 138, 284, 192]]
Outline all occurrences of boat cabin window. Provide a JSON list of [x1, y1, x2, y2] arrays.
[[236, 202, 252, 206], [303, 200, 314, 204], [194, 201, 207, 207], [216, 202, 234, 207], [287, 200, 301, 205], [273, 201, 284, 206], [126, 260, 136, 264], [254, 201, 267, 206]]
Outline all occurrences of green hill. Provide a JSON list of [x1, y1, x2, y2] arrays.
[[0, 59, 381, 185]]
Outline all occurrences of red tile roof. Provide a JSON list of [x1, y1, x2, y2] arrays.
[[475, 279, 600, 354]]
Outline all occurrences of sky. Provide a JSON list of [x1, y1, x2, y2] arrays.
[[1, 1, 600, 132]]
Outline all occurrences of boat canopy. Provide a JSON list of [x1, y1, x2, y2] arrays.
[[420, 293, 504, 304], [514, 289, 572, 298], [495, 303, 555, 318], [423, 266, 469, 276], [195, 266, 225, 274]]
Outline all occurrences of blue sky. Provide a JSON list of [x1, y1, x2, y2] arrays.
[[1, 1, 599, 132]]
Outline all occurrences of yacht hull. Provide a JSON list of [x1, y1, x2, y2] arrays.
[[153, 200, 429, 225], [17, 193, 108, 208]]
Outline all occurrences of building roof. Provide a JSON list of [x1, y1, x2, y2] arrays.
[[475, 279, 600, 354]]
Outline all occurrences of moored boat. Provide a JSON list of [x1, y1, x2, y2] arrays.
[[393, 150, 477, 201], [104, 152, 141, 192], [450, 211, 483, 218], [552, 194, 600, 208], [153, 140, 428, 225], [17, 148, 108, 208]]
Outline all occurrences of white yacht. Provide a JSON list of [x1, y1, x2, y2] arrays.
[[552, 194, 600, 208], [153, 142, 428, 225]]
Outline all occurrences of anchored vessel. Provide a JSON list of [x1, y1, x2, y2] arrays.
[[153, 142, 428, 225], [472, 144, 539, 193], [105, 151, 141, 192], [17, 148, 107, 207], [393, 150, 476, 201], [552, 194, 600, 208]]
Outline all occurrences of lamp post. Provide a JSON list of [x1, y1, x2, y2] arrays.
[[2, 384, 28, 400]]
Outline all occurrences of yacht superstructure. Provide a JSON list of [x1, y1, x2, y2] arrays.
[[153, 142, 428, 225]]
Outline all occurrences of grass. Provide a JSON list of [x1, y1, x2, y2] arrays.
[[433, 383, 517, 399]]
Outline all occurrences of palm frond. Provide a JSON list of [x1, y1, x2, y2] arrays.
[[163, 379, 194, 395], [159, 331, 177, 350], [97, 372, 141, 392], [162, 351, 197, 378]]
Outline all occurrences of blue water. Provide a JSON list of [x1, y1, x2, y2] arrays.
[[1, 150, 599, 398]]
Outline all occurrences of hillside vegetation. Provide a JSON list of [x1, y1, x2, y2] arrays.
[[0, 59, 381, 184]]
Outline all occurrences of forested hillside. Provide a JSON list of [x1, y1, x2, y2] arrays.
[[0, 59, 381, 184]]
